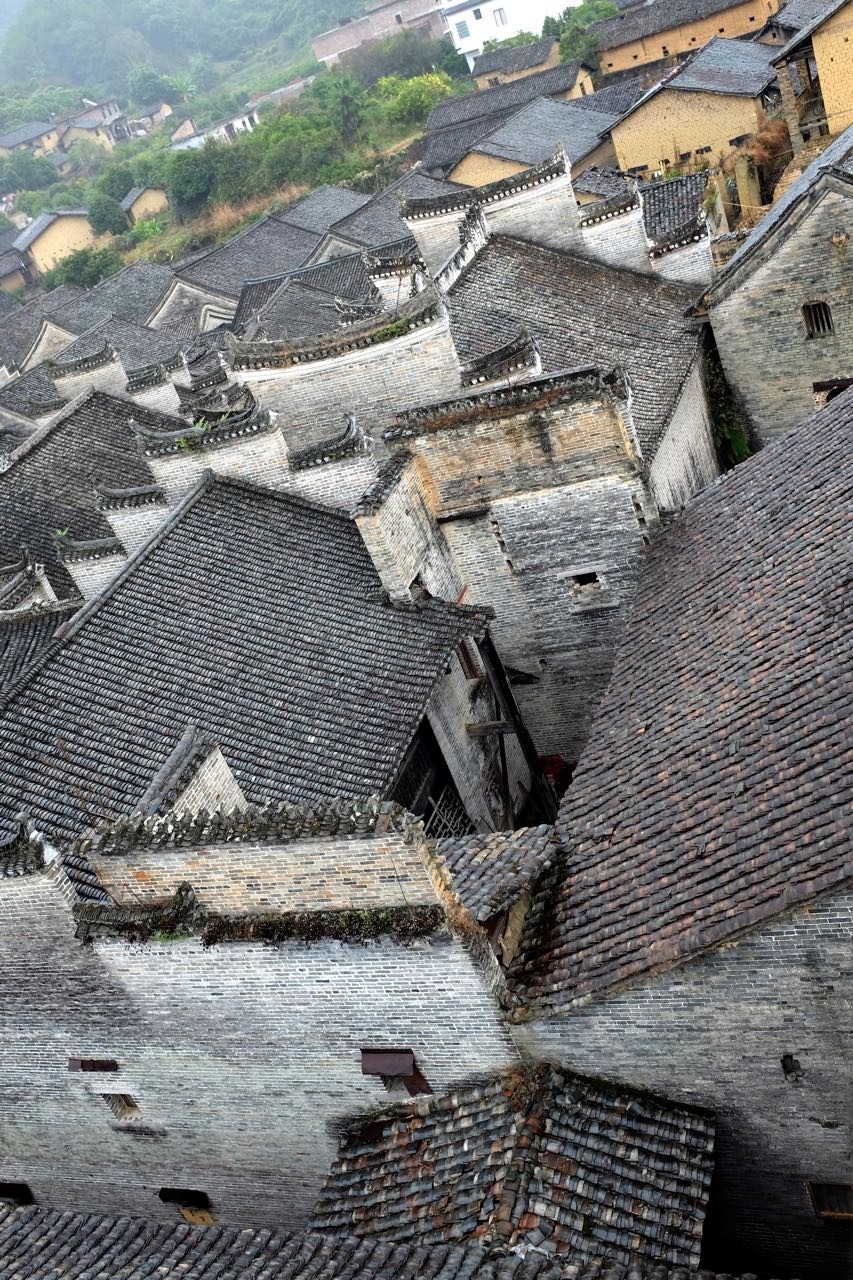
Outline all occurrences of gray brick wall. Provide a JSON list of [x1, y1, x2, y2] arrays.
[[102, 501, 172, 556], [0, 865, 517, 1229], [647, 359, 719, 510], [710, 183, 853, 442], [64, 550, 128, 599], [515, 892, 853, 1280]]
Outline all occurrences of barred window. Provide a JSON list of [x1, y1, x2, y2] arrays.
[[806, 1183, 853, 1220], [802, 300, 834, 337]]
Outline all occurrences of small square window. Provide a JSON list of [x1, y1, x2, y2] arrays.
[[0, 1182, 33, 1205], [571, 571, 603, 596], [806, 1183, 853, 1220], [101, 1093, 141, 1120], [473, 6, 482, 16], [395, 11, 403, 22], [456, 20, 470, 37], [802, 300, 834, 337], [159, 1187, 215, 1224], [361, 1048, 433, 1096], [488, 76, 501, 86]]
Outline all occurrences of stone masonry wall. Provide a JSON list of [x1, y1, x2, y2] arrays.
[[579, 206, 649, 273], [238, 317, 463, 451], [172, 746, 248, 813], [102, 501, 172, 556], [710, 183, 853, 442], [0, 867, 518, 1229], [144, 425, 291, 501], [647, 359, 719, 511], [64, 551, 128, 600], [515, 892, 853, 1280], [650, 236, 714, 286], [287, 453, 379, 511]]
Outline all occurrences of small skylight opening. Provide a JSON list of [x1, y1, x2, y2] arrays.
[[159, 1187, 210, 1209], [572, 571, 602, 594], [0, 1182, 34, 1205], [101, 1093, 141, 1121]]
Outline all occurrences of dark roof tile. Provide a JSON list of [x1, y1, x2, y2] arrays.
[[436, 825, 558, 921], [640, 172, 708, 242], [473, 37, 559, 79], [593, 0, 764, 48], [426, 64, 587, 132], [514, 390, 853, 1009], [471, 97, 619, 168]]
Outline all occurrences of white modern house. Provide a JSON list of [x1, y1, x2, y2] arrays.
[[443, 0, 571, 67]]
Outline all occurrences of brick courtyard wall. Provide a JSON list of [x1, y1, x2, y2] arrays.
[[647, 359, 719, 511]]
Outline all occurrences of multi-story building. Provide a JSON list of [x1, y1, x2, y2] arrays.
[[443, 0, 565, 68]]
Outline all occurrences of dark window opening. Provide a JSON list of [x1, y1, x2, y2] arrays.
[[572, 571, 601, 590], [473, 6, 482, 17], [69, 1058, 118, 1072], [781, 1053, 804, 1081], [0, 1182, 34, 1205], [488, 76, 501, 86], [101, 1093, 141, 1120], [159, 1188, 210, 1209], [806, 1183, 853, 1220], [395, 11, 403, 22], [803, 300, 833, 337], [362, 1048, 433, 1096], [391, 718, 474, 837]]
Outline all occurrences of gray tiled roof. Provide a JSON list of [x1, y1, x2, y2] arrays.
[[447, 237, 699, 456], [772, 0, 834, 32], [472, 36, 558, 78], [176, 215, 324, 299], [52, 314, 181, 376], [0, 119, 54, 147], [572, 75, 649, 118], [14, 210, 89, 253], [513, 389, 853, 1011], [708, 123, 853, 293], [119, 185, 147, 211], [312, 1064, 714, 1267], [234, 252, 377, 334], [435, 825, 558, 921], [0, 284, 85, 370], [0, 363, 65, 419], [426, 63, 587, 132], [573, 166, 630, 198], [772, 0, 847, 55], [279, 184, 372, 234], [663, 36, 778, 95], [423, 110, 519, 172], [0, 390, 174, 595], [328, 171, 460, 248], [593, 0, 759, 48], [0, 474, 490, 844], [640, 172, 708, 241], [472, 97, 619, 168], [0, 1205, 794, 1280], [0, 602, 78, 692]]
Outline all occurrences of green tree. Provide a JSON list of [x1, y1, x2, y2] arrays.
[[309, 71, 367, 143], [87, 193, 128, 235], [42, 244, 124, 289], [127, 64, 180, 107], [166, 144, 216, 212], [98, 163, 137, 202], [481, 31, 537, 52], [542, 1, 618, 61], [375, 72, 453, 124]]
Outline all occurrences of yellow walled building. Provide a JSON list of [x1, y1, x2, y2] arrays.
[[14, 211, 111, 278], [594, 0, 781, 74], [0, 120, 62, 159], [772, 0, 853, 151], [609, 36, 781, 173], [472, 37, 565, 89], [120, 187, 169, 226]]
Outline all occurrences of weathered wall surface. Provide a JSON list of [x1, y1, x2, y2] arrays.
[[812, 0, 853, 135], [101, 500, 172, 555], [647, 359, 718, 510], [599, 0, 779, 73], [611, 90, 763, 173], [64, 550, 128, 600], [650, 236, 714, 285], [0, 867, 517, 1228], [239, 319, 463, 450], [143, 426, 292, 501], [515, 892, 853, 1280], [27, 218, 109, 276], [579, 205, 649, 272], [710, 184, 853, 442]]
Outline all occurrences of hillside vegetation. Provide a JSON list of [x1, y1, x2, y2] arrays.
[[0, 0, 363, 99]]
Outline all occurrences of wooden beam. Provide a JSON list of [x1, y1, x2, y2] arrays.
[[466, 720, 514, 737]]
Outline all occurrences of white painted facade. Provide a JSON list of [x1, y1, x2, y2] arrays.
[[442, 0, 574, 67]]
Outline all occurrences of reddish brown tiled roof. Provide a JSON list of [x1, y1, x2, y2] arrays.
[[512, 392, 853, 1010]]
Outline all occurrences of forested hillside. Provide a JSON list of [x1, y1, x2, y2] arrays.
[[0, 0, 363, 97]]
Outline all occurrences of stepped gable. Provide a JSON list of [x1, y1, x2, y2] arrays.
[[175, 215, 324, 300], [0, 283, 85, 371], [513, 390, 853, 1012], [469, 97, 620, 169], [0, 364, 65, 419], [278, 183, 372, 234], [234, 251, 381, 339], [640, 173, 708, 245], [51, 314, 182, 380], [0, 1206, 795, 1280], [326, 170, 461, 249], [0, 473, 492, 845], [435, 825, 558, 923], [473, 36, 560, 80], [312, 1063, 714, 1267], [0, 602, 78, 692], [446, 236, 698, 457], [0, 390, 177, 595]]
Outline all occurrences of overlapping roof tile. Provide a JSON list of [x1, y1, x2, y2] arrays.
[[435, 825, 558, 921], [640, 173, 708, 242], [593, 0, 761, 48], [313, 1065, 714, 1267], [473, 37, 559, 79], [513, 390, 853, 1011], [0, 474, 490, 844], [426, 64, 587, 133], [447, 236, 699, 456], [471, 97, 619, 169]]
